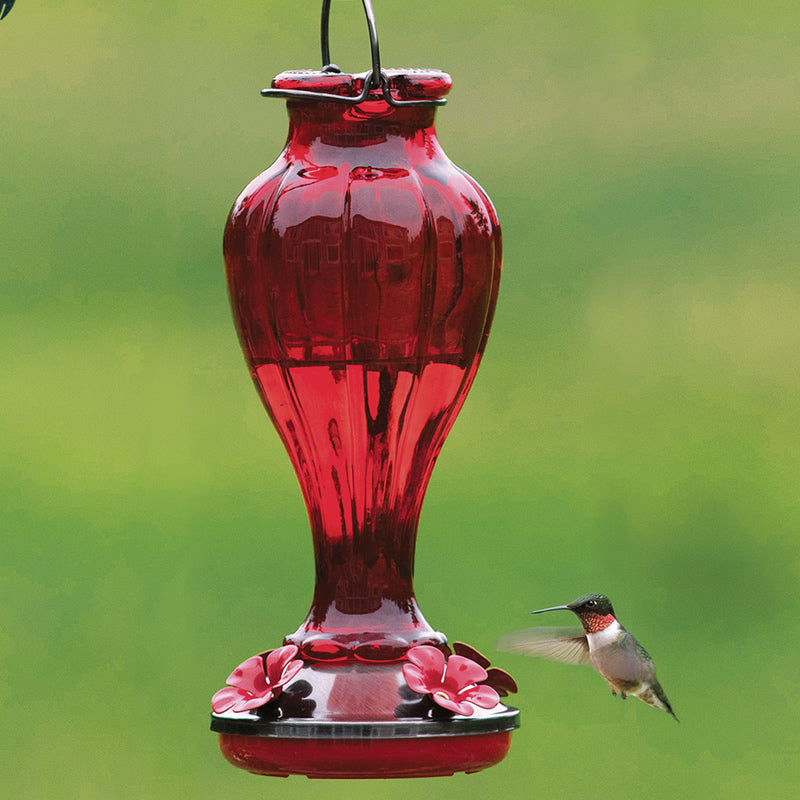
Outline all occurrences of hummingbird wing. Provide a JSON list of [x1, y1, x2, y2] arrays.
[[496, 627, 592, 666]]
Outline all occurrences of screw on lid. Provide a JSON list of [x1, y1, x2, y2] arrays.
[[266, 69, 452, 106]]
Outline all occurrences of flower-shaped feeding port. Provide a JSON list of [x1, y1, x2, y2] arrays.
[[211, 646, 304, 714], [404, 646, 499, 715], [397, 643, 518, 720]]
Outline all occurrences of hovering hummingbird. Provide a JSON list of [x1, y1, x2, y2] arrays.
[[498, 593, 678, 721]]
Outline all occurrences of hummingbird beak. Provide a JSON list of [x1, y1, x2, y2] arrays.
[[531, 605, 570, 615]]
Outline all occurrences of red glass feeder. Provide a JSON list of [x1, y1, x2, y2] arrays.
[[211, 0, 519, 778]]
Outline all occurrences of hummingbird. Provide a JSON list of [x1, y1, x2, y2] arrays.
[[497, 593, 678, 721]]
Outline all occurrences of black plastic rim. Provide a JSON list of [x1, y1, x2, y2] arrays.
[[211, 706, 520, 739]]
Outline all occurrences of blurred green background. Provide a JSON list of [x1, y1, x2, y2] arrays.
[[3, 0, 799, 797]]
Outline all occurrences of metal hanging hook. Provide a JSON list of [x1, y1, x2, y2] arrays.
[[320, 0, 381, 82], [261, 0, 446, 106]]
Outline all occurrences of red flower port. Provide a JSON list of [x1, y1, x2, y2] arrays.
[[402, 645, 501, 716], [211, 645, 304, 713]]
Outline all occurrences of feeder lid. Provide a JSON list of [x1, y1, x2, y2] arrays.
[[266, 68, 452, 106]]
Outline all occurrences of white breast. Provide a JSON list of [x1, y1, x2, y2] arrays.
[[586, 619, 622, 653]]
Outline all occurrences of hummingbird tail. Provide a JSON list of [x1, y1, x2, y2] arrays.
[[637, 682, 679, 722]]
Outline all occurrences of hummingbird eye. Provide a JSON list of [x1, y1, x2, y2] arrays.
[[587, 599, 597, 607]]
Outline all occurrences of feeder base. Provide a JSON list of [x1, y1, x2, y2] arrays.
[[212, 709, 520, 779]]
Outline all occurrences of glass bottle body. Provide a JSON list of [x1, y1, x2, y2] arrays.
[[223, 82, 502, 659]]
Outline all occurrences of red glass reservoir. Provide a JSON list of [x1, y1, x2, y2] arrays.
[[213, 67, 516, 778]]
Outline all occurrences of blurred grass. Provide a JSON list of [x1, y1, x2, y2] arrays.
[[3, 1, 800, 797]]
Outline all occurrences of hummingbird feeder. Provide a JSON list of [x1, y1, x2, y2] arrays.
[[210, 0, 520, 778]]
